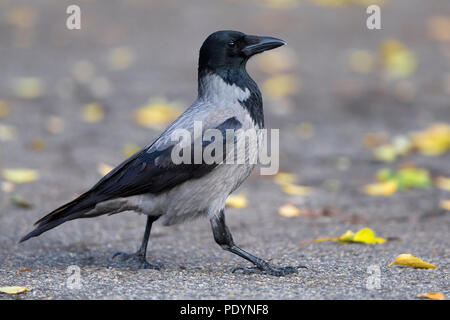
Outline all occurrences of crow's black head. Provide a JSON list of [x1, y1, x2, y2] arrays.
[[198, 30, 285, 73]]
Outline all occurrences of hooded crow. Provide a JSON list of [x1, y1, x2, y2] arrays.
[[21, 30, 305, 276]]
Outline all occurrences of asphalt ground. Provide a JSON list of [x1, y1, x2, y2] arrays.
[[0, 0, 449, 299]]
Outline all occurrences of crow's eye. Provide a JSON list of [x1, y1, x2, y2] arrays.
[[227, 41, 236, 48]]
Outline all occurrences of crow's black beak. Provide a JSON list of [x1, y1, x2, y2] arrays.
[[242, 36, 286, 57]]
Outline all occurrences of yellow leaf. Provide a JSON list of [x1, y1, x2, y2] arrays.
[[82, 103, 104, 123], [135, 100, 181, 128], [262, 74, 300, 99], [353, 227, 386, 244], [389, 254, 437, 269], [122, 144, 141, 158], [97, 163, 114, 177], [225, 194, 247, 209], [0, 286, 29, 294], [278, 204, 301, 217], [12, 77, 44, 99], [281, 184, 313, 196], [436, 177, 450, 191], [273, 172, 297, 186], [1, 169, 39, 184], [440, 200, 450, 211], [380, 40, 417, 79], [373, 144, 397, 163], [348, 50, 375, 74], [363, 180, 398, 196], [417, 292, 446, 300], [337, 230, 355, 242], [411, 123, 450, 156]]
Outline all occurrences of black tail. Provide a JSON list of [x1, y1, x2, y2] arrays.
[[20, 192, 104, 243]]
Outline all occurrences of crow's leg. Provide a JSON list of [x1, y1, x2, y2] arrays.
[[113, 215, 161, 270], [210, 210, 306, 276]]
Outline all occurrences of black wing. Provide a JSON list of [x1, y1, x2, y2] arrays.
[[20, 117, 242, 242]]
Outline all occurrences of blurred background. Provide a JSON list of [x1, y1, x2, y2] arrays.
[[0, 0, 449, 299]]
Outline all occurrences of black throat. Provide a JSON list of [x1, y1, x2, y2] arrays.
[[198, 65, 264, 128]]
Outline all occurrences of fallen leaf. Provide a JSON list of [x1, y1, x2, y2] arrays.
[[314, 227, 386, 244], [389, 254, 437, 269], [82, 103, 104, 123], [28, 138, 45, 152], [281, 184, 313, 196], [395, 167, 431, 190], [427, 16, 450, 42], [0, 286, 29, 294], [97, 163, 114, 177], [262, 74, 300, 99], [0, 124, 16, 141], [1, 169, 39, 184], [12, 77, 44, 99], [440, 200, 450, 211], [363, 132, 389, 149], [374, 144, 397, 163], [278, 204, 301, 217], [380, 39, 417, 79], [417, 292, 445, 300], [11, 196, 32, 208], [273, 172, 297, 186], [18, 268, 32, 273], [435, 177, 450, 191], [135, 99, 181, 128], [225, 194, 247, 209], [0, 101, 10, 118], [411, 123, 450, 156], [363, 180, 398, 196]]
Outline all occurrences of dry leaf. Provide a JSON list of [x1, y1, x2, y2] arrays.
[[363, 132, 389, 149], [12, 77, 44, 99], [135, 99, 181, 128], [436, 177, 450, 191], [262, 74, 300, 99], [364, 180, 398, 196], [2, 169, 39, 184], [417, 292, 445, 300], [411, 123, 450, 156], [427, 16, 450, 42], [273, 172, 297, 186], [314, 227, 386, 245], [440, 200, 450, 211], [389, 254, 437, 269], [278, 204, 301, 217], [82, 103, 104, 123], [0, 124, 16, 141], [380, 39, 417, 79], [0, 101, 10, 118], [281, 183, 313, 196], [0, 286, 29, 294], [97, 163, 114, 176], [225, 194, 247, 209]]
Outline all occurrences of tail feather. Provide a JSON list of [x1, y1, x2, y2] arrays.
[[20, 192, 104, 243]]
